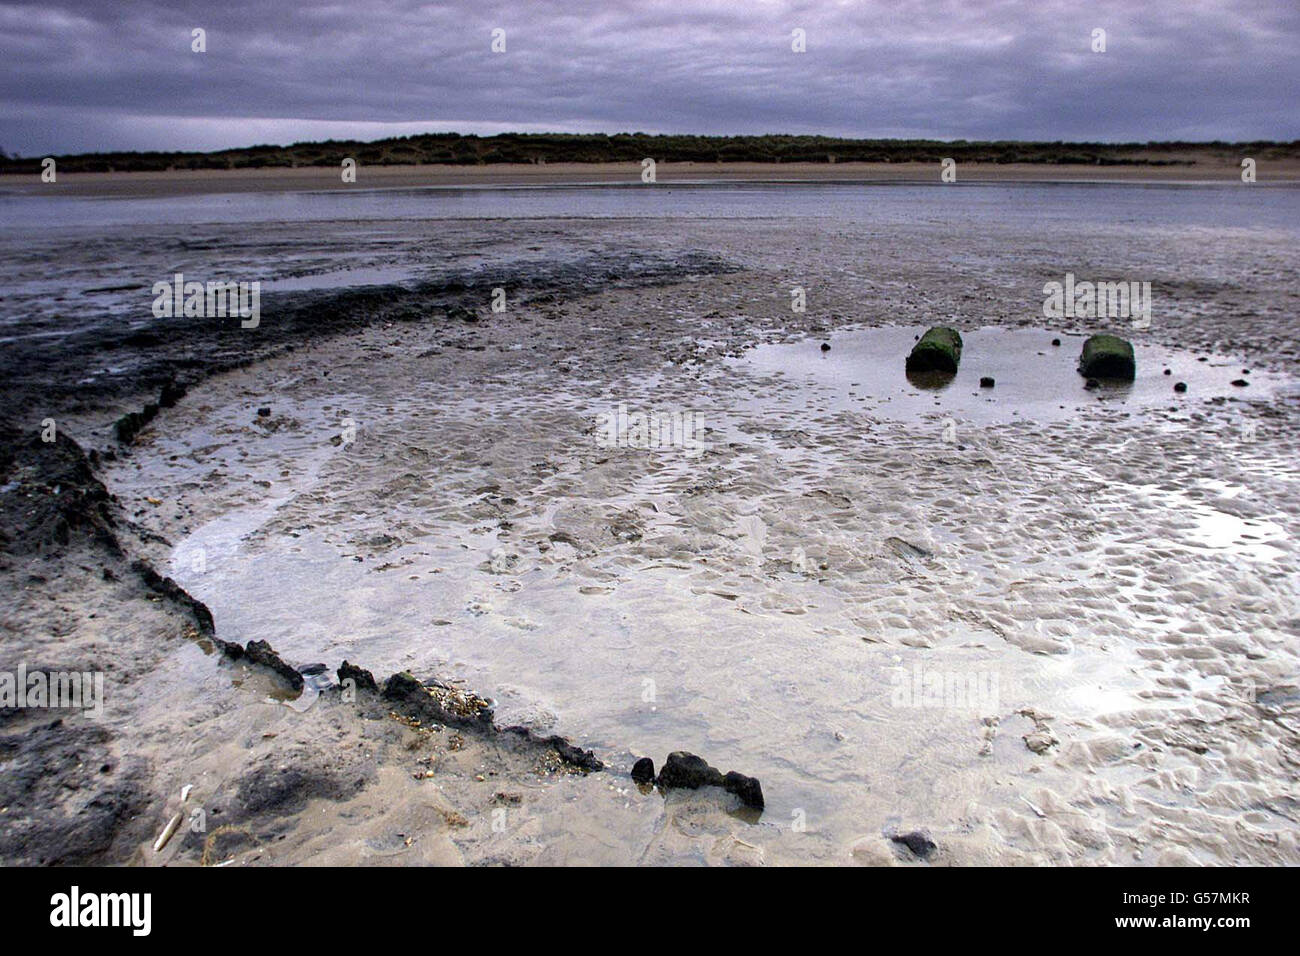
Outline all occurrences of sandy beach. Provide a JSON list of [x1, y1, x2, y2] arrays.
[[1, 177, 1298, 866], [6, 156, 1300, 199]]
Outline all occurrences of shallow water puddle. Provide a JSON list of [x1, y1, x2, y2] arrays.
[[261, 264, 418, 292], [734, 326, 1292, 423], [1132, 483, 1288, 561]]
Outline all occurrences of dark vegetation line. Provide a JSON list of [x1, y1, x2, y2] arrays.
[[3, 133, 1298, 174]]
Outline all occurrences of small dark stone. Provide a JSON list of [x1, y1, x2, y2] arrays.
[[1174, 382, 1188, 393], [631, 757, 655, 784], [159, 378, 187, 408], [1231, 378, 1249, 387], [498, 726, 602, 771], [723, 770, 765, 810], [979, 376, 995, 388], [131, 560, 214, 633], [411, 675, 497, 727], [549, 737, 604, 772], [657, 752, 723, 790], [891, 830, 937, 859], [257, 407, 271, 417], [382, 671, 425, 700], [337, 660, 377, 693], [114, 402, 160, 444], [244, 640, 304, 691], [653, 753, 763, 809]]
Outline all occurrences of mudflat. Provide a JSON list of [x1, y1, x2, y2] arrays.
[[1, 182, 1298, 866]]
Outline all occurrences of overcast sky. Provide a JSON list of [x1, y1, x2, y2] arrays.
[[1, 0, 1296, 156]]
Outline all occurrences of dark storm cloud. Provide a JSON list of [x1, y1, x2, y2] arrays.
[[0, 0, 1296, 155]]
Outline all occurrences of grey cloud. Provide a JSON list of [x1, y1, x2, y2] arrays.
[[0, 0, 1295, 155]]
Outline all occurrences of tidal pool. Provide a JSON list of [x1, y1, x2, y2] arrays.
[[735, 326, 1291, 424]]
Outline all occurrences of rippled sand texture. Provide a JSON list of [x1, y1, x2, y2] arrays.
[[94, 198, 1300, 866]]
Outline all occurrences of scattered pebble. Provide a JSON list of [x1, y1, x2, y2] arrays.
[[631, 756, 655, 784], [890, 830, 937, 859]]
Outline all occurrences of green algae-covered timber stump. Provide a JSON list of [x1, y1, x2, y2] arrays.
[[1077, 333, 1136, 381], [905, 326, 963, 374]]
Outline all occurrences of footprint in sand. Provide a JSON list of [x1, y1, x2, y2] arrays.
[[978, 716, 999, 757], [483, 547, 521, 573], [1019, 708, 1059, 754], [1005, 627, 1071, 656]]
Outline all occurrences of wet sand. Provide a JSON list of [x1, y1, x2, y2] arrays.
[[2, 192, 1299, 866], [6, 157, 1300, 199]]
